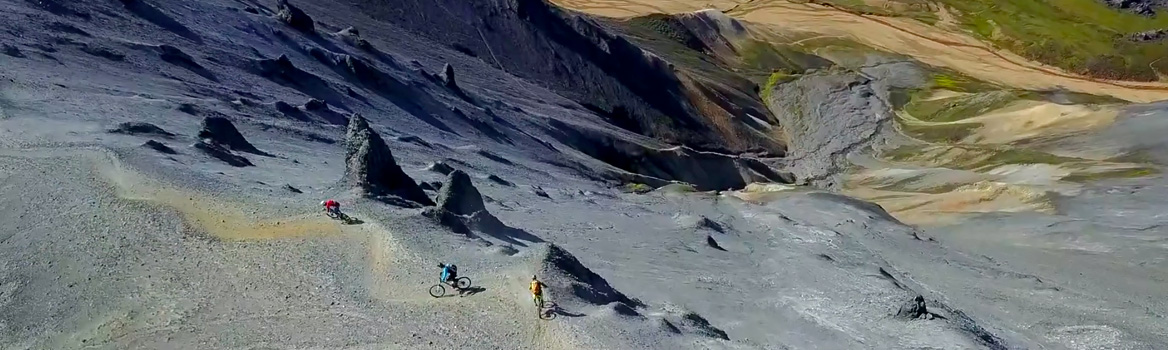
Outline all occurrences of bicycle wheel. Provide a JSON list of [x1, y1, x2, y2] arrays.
[[455, 277, 472, 289], [428, 284, 445, 298]]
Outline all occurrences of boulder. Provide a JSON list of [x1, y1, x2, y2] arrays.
[[197, 116, 262, 154], [275, 0, 314, 33], [342, 114, 434, 205], [435, 170, 485, 216]]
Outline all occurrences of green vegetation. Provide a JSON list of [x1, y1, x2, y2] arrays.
[[738, 39, 834, 79], [761, 71, 797, 101], [904, 90, 1035, 122], [811, 0, 940, 24], [620, 183, 655, 194], [826, 0, 1168, 81], [1063, 167, 1159, 182], [882, 144, 1080, 170], [898, 121, 981, 143]]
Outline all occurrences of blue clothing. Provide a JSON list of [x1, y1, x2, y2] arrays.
[[441, 265, 456, 282]]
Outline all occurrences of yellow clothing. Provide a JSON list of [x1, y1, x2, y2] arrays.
[[530, 280, 542, 295]]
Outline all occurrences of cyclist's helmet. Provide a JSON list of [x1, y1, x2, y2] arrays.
[[320, 200, 326, 206], [532, 275, 537, 280]]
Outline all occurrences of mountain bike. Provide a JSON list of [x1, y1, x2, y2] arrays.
[[428, 277, 472, 298]]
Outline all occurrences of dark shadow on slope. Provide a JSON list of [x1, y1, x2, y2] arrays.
[[543, 119, 791, 191], [118, 0, 203, 43], [158, 45, 218, 82], [251, 54, 350, 110], [344, 0, 786, 154], [304, 47, 458, 135], [22, 0, 91, 19], [46, 22, 92, 37], [467, 211, 544, 247]]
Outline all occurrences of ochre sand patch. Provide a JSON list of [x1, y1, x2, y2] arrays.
[[99, 161, 341, 241], [550, 0, 1168, 102], [844, 182, 1055, 226]]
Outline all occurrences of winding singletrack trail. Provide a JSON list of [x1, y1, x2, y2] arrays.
[[551, 0, 1168, 102]]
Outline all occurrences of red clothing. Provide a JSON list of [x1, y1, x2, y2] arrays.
[[324, 200, 339, 208]]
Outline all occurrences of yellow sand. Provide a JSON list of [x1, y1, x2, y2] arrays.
[[100, 163, 342, 241]]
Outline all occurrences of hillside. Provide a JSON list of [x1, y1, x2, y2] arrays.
[[2, 0, 1168, 349]]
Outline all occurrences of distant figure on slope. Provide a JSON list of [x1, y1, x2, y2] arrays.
[[321, 199, 341, 218], [439, 262, 462, 294], [530, 275, 544, 308]]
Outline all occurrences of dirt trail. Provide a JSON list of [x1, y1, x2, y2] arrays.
[[551, 0, 1168, 102]]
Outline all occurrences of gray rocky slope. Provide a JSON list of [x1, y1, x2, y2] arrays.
[[0, 0, 1166, 349]]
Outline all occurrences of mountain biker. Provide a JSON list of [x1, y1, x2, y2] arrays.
[[321, 199, 340, 217], [530, 275, 544, 307], [439, 263, 461, 293]]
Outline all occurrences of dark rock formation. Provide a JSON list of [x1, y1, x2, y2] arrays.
[[141, 140, 176, 154], [441, 63, 458, 90], [243, 6, 259, 14], [533, 243, 642, 307], [435, 170, 486, 216], [1100, 0, 1168, 16], [706, 235, 725, 251], [531, 185, 551, 198], [197, 117, 263, 155], [80, 44, 124, 61], [425, 161, 455, 175], [158, 44, 197, 67], [303, 99, 328, 111], [695, 217, 724, 233], [678, 311, 729, 339], [342, 114, 434, 205], [275, 0, 314, 33], [108, 122, 174, 137], [334, 26, 372, 50], [896, 295, 929, 320], [1130, 28, 1168, 42], [283, 184, 302, 193], [486, 174, 514, 186], [2, 44, 24, 58], [193, 141, 252, 167]]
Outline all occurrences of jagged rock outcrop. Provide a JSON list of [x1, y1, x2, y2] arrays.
[[655, 305, 730, 340], [441, 63, 458, 90], [334, 26, 372, 50], [530, 243, 641, 307], [705, 235, 725, 251], [197, 116, 263, 155], [896, 295, 929, 320], [1131, 28, 1168, 42], [275, 0, 314, 33], [435, 170, 486, 216], [108, 122, 174, 137], [303, 98, 327, 111], [1101, 0, 1168, 16], [342, 114, 434, 205]]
